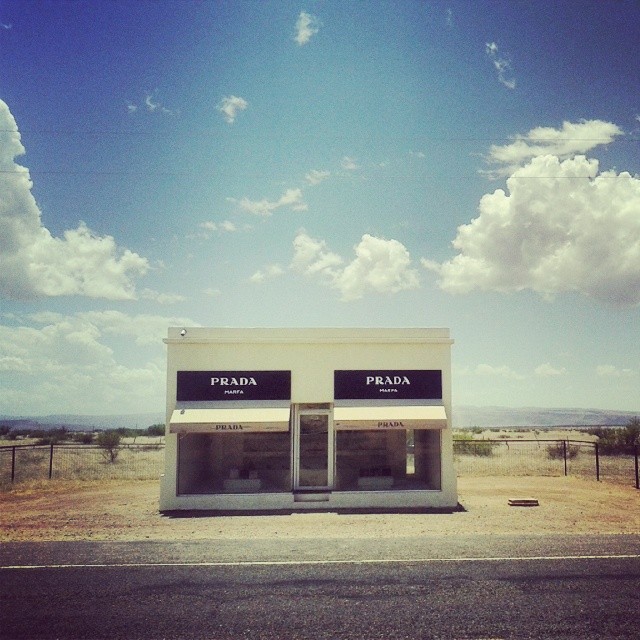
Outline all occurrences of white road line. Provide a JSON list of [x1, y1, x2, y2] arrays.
[[1, 554, 639, 570]]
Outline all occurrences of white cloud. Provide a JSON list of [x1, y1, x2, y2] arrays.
[[0, 311, 198, 414], [76, 310, 196, 346], [217, 95, 248, 124], [485, 120, 623, 176], [485, 41, 515, 90], [294, 11, 320, 46], [291, 231, 420, 301], [475, 364, 525, 380], [290, 231, 343, 279], [0, 100, 149, 300], [596, 365, 636, 378], [249, 264, 285, 284], [139, 289, 187, 305], [229, 187, 307, 217], [143, 91, 176, 115], [127, 91, 176, 115], [196, 220, 238, 238], [341, 156, 359, 171], [446, 8, 453, 27], [220, 220, 237, 232], [0, 356, 29, 372], [427, 153, 640, 307], [535, 363, 567, 377], [305, 169, 330, 185]]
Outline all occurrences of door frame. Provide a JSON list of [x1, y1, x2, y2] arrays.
[[292, 405, 334, 490]]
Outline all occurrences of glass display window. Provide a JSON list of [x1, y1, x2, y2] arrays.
[[335, 428, 441, 491], [177, 431, 291, 495]]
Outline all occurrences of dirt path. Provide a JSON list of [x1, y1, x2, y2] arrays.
[[1, 476, 638, 542]]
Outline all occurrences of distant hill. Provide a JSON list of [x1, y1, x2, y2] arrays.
[[453, 406, 639, 429], [1, 407, 638, 432], [0, 413, 165, 432]]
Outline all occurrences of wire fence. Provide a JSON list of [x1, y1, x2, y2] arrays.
[[0, 443, 164, 487], [453, 439, 640, 488], [1, 439, 638, 489]]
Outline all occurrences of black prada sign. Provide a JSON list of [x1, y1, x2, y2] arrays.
[[177, 371, 291, 402], [334, 370, 442, 400]]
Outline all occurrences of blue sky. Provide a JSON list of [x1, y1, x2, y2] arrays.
[[1, 0, 639, 416]]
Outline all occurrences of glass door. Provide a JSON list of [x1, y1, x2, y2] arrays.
[[294, 411, 332, 490]]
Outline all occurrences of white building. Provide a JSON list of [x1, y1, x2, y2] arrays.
[[160, 328, 457, 511]]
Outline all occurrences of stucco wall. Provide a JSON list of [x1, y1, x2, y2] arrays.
[[160, 328, 456, 511]]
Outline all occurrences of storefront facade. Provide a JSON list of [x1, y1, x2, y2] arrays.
[[160, 328, 457, 511]]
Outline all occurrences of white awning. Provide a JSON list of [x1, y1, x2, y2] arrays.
[[334, 405, 447, 430], [170, 407, 290, 433]]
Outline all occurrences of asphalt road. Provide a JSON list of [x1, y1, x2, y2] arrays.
[[2, 535, 640, 640]]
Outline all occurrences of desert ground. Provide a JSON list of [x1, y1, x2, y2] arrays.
[[1, 475, 638, 542]]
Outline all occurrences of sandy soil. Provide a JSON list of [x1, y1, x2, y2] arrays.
[[1, 476, 639, 542]]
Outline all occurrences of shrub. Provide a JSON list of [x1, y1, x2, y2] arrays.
[[546, 441, 580, 460], [34, 428, 71, 446], [96, 430, 122, 463], [454, 433, 495, 457], [146, 424, 165, 437], [73, 432, 95, 444], [588, 418, 640, 454]]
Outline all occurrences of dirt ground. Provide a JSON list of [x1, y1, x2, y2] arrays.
[[1, 476, 639, 542]]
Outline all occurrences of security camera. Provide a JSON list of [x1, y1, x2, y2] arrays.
[[180, 329, 186, 337]]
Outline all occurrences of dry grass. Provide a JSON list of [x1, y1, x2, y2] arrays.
[[1, 432, 636, 490], [454, 440, 637, 486], [0, 445, 164, 489]]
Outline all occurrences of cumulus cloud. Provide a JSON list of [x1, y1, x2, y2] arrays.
[[305, 169, 330, 185], [596, 365, 636, 378], [485, 119, 623, 176], [249, 264, 285, 284], [0, 311, 196, 413], [425, 152, 640, 307], [294, 11, 320, 46], [485, 41, 515, 89], [291, 231, 420, 301], [77, 310, 197, 346], [290, 231, 343, 279], [535, 363, 567, 377], [194, 220, 238, 239], [341, 156, 359, 171], [139, 289, 186, 305], [475, 364, 525, 380], [0, 99, 149, 300], [217, 95, 248, 124], [228, 188, 307, 216]]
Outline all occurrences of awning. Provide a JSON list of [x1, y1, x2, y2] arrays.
[[334, 405, 447, 430], [170, 407, 290, 433]]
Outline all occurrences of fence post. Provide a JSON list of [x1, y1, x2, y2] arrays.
[[563, 440, 568, 476], [595, 442, 600, 482], [635, 445, 639, 490], [49, 443, 54, 480], [11, 446, 16, 482]]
